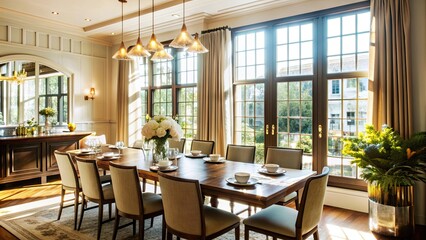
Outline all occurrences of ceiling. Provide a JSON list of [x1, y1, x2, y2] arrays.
[[0, 0, 306, 44]]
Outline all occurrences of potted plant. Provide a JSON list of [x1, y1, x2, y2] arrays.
[[39, 107, 56, 133], [343, 124, 426, 237]]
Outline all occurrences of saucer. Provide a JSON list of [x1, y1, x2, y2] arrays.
[[96, 156, 119, 160], [226, 177, 258, 186], [257, 167, 286, 175], [108, 145, 127, 149], [203, 157, 226, 163], [149, 165, 179, 172], [185, 153, 207, 158]]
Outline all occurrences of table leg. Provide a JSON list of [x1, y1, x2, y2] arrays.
[[210, 196, 219, 208]]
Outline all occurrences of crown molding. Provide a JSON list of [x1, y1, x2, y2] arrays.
[[0, 8, 112, 46]]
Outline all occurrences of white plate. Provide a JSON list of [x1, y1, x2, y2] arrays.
[[96, 156, 120, 160], [226, 177, 258, 186], [149, 165, 178, 172], [257, 167, 286, 175], [108, 145, 127, 149], [185, 153, 207, 158], [203, 157, 226, 163], [80, 148, 92, 153]]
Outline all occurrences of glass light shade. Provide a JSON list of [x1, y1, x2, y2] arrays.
[[151, 49, 174, 61], [170, 24, 194, 48], [112, 42, 132, 60], [128, 37, 151, 57], [145, 33, 164, 52], [187, 33, 208, 53]]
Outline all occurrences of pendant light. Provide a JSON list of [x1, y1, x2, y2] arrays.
[[151, 49, 174, 61], [145, 0, 164, 52], [128, 0, 150, 58], [169, 0, 194, 48], [112, 0, 132, 60], [187, 33, 209, 53]]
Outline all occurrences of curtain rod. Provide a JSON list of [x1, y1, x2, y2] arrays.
[[201, 26, 230, 34]]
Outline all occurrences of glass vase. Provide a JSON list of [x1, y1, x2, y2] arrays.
[[152, 138, 168, 163]]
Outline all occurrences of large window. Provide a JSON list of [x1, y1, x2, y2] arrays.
[[0, 60, 69, 126], [233, 3, 370, 189], [134, 48, 198, 151]]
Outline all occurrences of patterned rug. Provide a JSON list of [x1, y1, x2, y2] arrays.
[[0, 196, 266, 240]]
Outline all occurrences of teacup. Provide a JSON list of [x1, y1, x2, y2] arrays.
[[264, 164, 279, 173], [191, 150, 202, 156], [234, 172, 250, 184], [209, 154, 220, 162], [102, 152, 115, 158], [157, 160, 170, 170]]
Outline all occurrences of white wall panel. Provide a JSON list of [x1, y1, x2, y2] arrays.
[[10, 27, 22, 44]]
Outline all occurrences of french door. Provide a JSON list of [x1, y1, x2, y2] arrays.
[[233, 4, 370, 189]]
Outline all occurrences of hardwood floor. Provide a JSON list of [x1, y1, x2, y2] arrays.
[[1, 179, 424, 239]]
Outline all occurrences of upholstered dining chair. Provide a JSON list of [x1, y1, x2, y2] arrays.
[[75, 157, 115, 240], [191, 139, 215, 155], [265, 147, 303, 209], [54, 150, 111, 230], [225, 144, 256, 215], [243, 167, 330, 240], [109, 162, 165, 240], [158, 172, 241, 240], [168, 138, 186, 153], [131, 139, 144, 149]]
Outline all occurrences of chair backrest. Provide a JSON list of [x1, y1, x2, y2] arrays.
[[54, 150, 79, 189], [168, 138, 186, 153], [109, 163, 143, 216], [296, 167, 330, 235], [265, 147, 303, 169], [132, 139, 144, 149], [75, 158, 103, 200], [191, 139, 215, 154], [226, 144, 256, 163], [158, 172, 205, 237]]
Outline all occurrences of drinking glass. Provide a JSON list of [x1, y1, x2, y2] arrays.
[[115, 141, 125, 155], [167, 148, 178, 160]]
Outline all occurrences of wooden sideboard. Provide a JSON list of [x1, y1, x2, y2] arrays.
[[0, 132, 91, 184]]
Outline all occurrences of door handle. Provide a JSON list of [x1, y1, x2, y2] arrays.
[[318, 124, 323, 139], [266, 124, 269, 135], [272, 124, 275, 136]]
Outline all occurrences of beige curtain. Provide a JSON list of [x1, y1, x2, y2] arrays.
[[117, 61, 130, 145], [197, 29, 233, 155], [370, 0, 412, 138]]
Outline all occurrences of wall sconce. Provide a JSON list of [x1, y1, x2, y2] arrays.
[[84, 88, 95, 100]]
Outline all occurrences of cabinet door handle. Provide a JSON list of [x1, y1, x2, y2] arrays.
[[318, 124, 323, 139], [272, 124, 275, 136], [266, 124, 269, 135]]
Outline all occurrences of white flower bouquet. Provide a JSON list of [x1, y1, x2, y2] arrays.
[[141, 115, 183, 160]]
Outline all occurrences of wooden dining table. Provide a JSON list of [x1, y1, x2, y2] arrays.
[[88, 147, 316, 209]]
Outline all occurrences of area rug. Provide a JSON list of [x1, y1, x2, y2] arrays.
[[0, 197, 267, 240]]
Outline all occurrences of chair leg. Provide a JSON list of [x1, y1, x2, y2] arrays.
[[112, 209, 120, 240], [142, 179, 147, 192], [295, 194, 300, 210], [139, 218, 145, 239], [150, 217, 154, 228], [235, 225, 240, 240], [248, 206, 252, 216], [244, 227, 249, 240], [73, 189, 79, 230], [78, 196, 86, 230], [108, 202, 112, 219], [133, 219, 136, 235], [162, 216, 166, 240], [167, 231, 173, 240], [57, 187, 65, 220], [97, 203, 103, 240], [313, 230, 319, 240]]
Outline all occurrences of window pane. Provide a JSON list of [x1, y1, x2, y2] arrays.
[[235, 30, 265, 81]]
